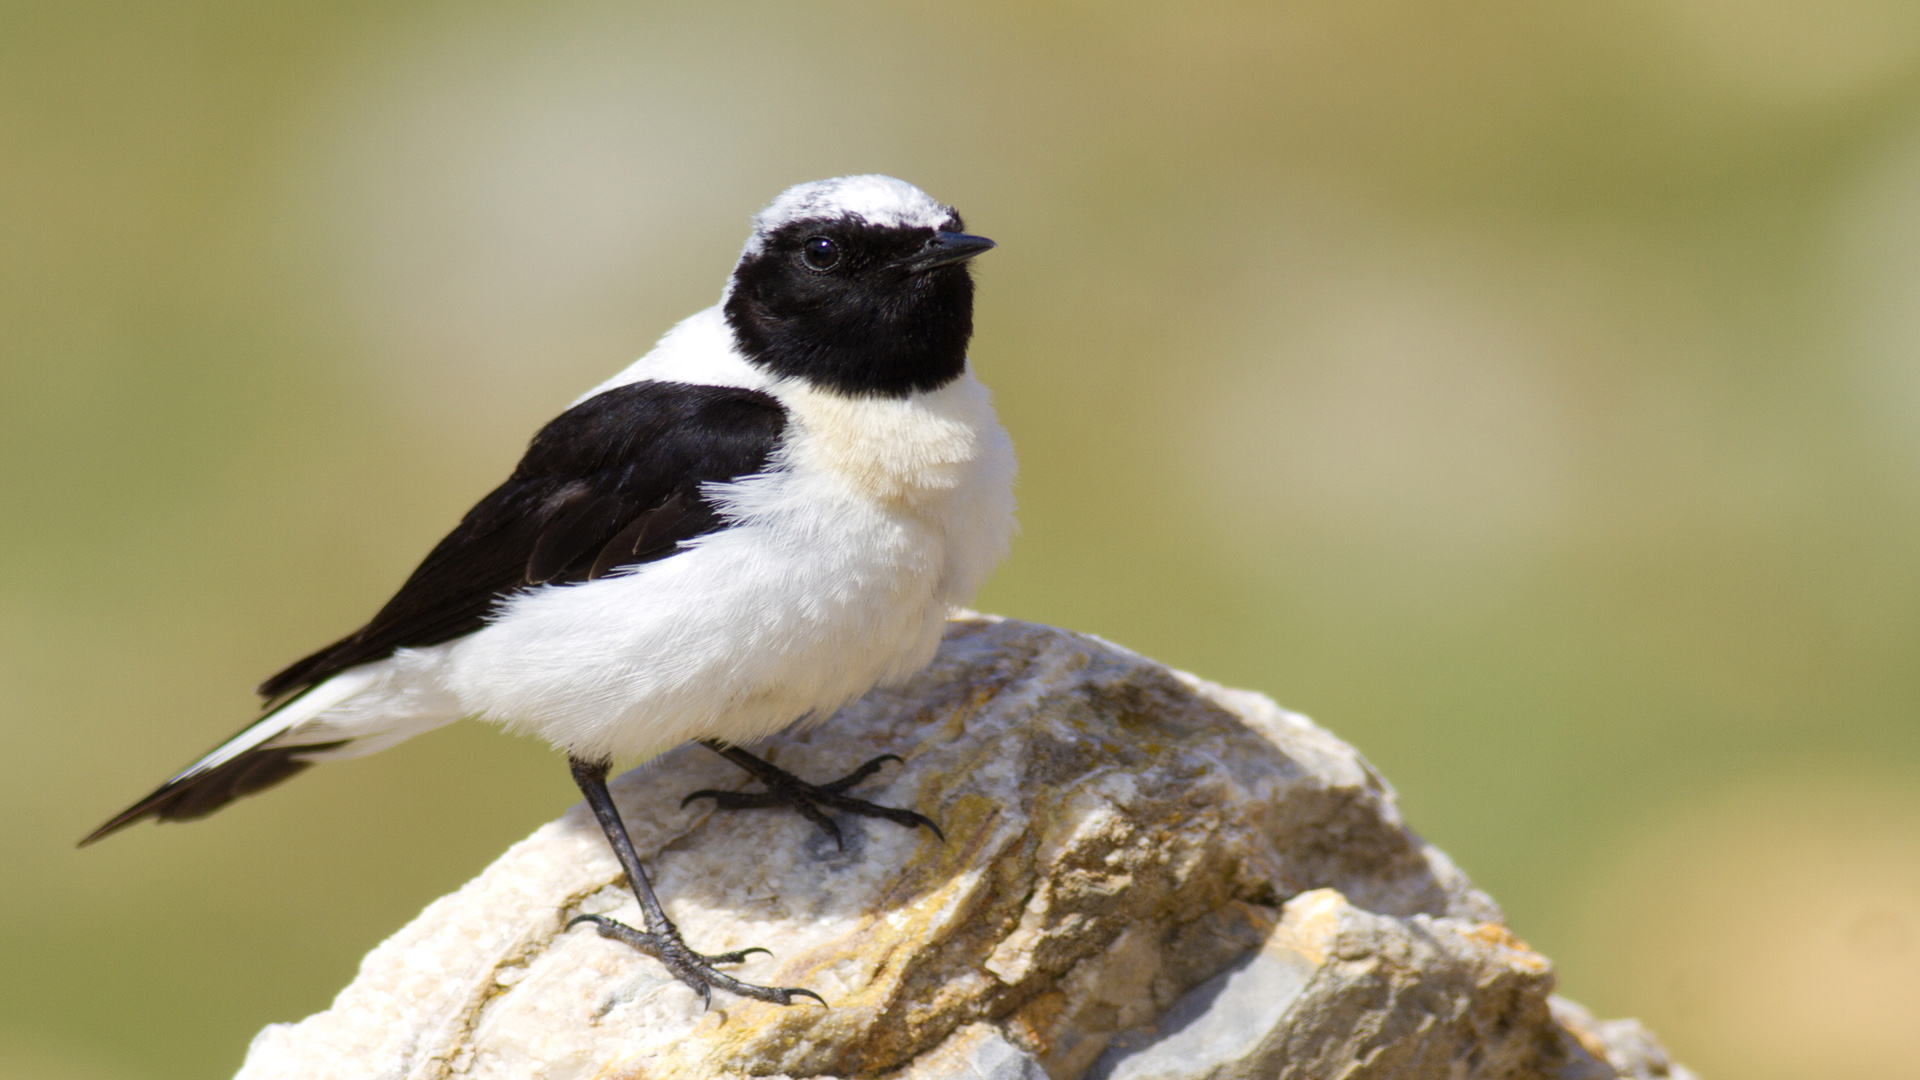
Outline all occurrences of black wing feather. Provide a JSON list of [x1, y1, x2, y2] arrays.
[[590, 489, 710, 579], [85, 380, 786, 844], [258, 379, 786, 700], [527, 488, 621, 584]]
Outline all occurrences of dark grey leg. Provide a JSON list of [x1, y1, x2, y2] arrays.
[[565, 757, 824, 1008]]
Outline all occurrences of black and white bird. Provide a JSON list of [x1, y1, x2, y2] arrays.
[[85, 175, 1016, 1006]]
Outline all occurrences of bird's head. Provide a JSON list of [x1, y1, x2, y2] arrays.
[[724, 175, 995, 398]]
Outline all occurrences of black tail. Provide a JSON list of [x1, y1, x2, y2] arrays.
[[80, 741, 346, 846]]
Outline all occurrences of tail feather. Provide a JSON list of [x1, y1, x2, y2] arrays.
[[80, 741, 348, 845], [80, 666, 387, 846]]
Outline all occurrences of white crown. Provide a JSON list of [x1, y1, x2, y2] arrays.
[[742, 175, 955, 257]]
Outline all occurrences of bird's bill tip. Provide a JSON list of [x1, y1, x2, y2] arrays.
[[906, 231, 996, 271]]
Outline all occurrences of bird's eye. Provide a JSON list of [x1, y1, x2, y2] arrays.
[[801, 236, 840, 271]]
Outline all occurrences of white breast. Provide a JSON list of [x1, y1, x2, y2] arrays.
[[774, 377, 994, 505]]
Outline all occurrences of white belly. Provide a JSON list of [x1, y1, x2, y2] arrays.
[[439, 370, 1016, 763]]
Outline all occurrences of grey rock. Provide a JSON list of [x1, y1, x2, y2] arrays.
[[234, 615, 1688, 1080], [1090, 890, 1560, 1080], [893, 1026, 1050, 1080], [1549, 998, 1697, 1080]]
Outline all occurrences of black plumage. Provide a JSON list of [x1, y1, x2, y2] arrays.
[[81, 742, 348, 842], [726, 216, 981, 398]]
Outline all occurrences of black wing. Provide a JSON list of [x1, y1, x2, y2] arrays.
[[83, 380, 786, 845], [82, 378, 787, 841], [259, 380, 788, 700]]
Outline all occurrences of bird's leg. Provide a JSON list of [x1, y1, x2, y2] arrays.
[[682, 740, 944, 850], [563, 757, 824, 1008]]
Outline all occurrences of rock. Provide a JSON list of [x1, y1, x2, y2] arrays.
[[234, 616, 1690, 1080]]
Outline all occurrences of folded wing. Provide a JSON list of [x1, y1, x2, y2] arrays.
[[83, 380, 788, 844]]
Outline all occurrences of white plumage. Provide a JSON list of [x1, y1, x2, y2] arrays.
[[450, 367, 1015, 762]]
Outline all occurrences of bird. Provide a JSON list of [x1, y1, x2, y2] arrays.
[[83, 174, 1016, 1007]]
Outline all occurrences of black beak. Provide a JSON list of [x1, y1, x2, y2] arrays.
[[904, 231, 996, 272]]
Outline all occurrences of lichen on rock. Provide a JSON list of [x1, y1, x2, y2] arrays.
[[235, 616, 1690, 1080]]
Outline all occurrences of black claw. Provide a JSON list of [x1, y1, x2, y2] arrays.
[[795, 799, 845, 849], [690, 743, 943, 849], [681, 787, 747, 810], [906, 811, 946, 843], [567, 913, 663, 953], [703, 945, 774, 964], [566, 913, 818, 1006], [817, 753, 904, 794], [569, 913, 611, 933]]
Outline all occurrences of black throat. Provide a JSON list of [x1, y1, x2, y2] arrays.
[[724, 218, 976, 398]]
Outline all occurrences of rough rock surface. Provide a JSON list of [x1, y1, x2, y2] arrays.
[[236, 616, 1691, 1080]]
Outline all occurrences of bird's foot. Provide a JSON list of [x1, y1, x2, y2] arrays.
[[684, 744, 944, 850], [566, 913, 824, 1008]]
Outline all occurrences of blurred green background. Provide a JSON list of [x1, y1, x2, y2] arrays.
[[6, 1, 1920, 1077]]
